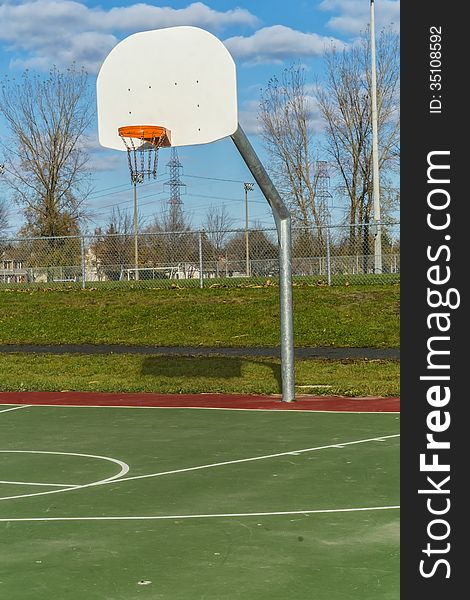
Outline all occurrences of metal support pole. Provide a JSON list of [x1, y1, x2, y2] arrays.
[[370, 0, 382, 273], [231, 125, 295, 402], [198, 231, 204, 289], [80, 236, 86, 289]]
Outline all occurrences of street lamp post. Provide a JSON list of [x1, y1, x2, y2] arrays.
[[370, 0, 382, 274], [132, 174, 144, 280], [244, 182, 254, 277]]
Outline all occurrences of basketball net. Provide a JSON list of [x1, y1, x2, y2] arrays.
[[118, 126, 171, 184]]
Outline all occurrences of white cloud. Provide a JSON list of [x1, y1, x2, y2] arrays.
[[102, 2, 258, 32], [89, 151, 124, 174], [239, 100, 262, 135], [0, 1, 259, 73], [319, 0, 400, 36], [239, 92, 324, 138], [304, 95, 325, 135], [11, 31, 118, 73], [79, 132, 126, 172], [224, 25, 347, 64]]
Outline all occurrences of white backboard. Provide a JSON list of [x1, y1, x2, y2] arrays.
[[97, 26, 238, 150]]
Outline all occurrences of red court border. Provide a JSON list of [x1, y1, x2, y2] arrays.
[[0, 392, 399, 412]]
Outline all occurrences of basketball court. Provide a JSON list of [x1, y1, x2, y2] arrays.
[[0, 23, 399, 599], [0, 393, 399, 599]]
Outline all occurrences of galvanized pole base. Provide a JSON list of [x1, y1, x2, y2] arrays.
[[231, 125, 295, 402]]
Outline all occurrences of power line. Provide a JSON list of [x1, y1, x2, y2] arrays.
[[183, 173, 249, 184], [185, 192, 265, 205], [87, 172, 251, 199]]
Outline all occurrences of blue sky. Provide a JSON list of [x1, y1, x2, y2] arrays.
[[0, 0, 400, 234]]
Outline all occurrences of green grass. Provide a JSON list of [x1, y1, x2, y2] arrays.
[[0, 405, 399, 600], [0, 283, 400, 396], [0, 353, 400, 396], [1, 273, 401, 291], [0, 284, 399, 348]]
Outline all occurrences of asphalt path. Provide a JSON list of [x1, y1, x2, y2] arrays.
[[0, 344, 399, 360]]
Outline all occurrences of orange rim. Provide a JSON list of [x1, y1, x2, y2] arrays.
[[118, 125, 171, 146]]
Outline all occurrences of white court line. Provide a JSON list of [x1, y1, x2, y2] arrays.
[[0, 480, 76, 487], [0, 450, 129, 501], [0, 432, 399, 502], [0, 505, 400, 523], [105, 433, 400, 486], [0, 405, 31, 414]]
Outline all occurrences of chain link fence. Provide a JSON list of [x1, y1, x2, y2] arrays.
[[0, 223, 399, 289]]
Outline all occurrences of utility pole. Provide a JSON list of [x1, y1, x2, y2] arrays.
[[370, 0, 382, 273], [244, 182, 254, 277], [132, 173, 144, 280]]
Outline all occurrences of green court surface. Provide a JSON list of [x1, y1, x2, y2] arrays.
[[0, 404, 399, 599]]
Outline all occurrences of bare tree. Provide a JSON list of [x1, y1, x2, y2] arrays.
[[103, 206, 135, 236], [259, 64, 325, 231], [148, 201, 193, 235], [226, 223, 278, 277], [315, 27, 399, 247], [0, 66, 93, 237], [203, 204, 234, 257], [201, 204, 235, 277], [91, 208, 135, 281], [0, 197, 8, 235], [0, 164, 9, 236], [146, 202, 197, 263]]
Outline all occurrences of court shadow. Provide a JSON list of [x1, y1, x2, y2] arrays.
[[141, 356, 282, 392]]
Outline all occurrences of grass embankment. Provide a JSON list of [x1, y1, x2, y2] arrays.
[[0, 285, 400, 396], [0, 354, 399, 396], [0, 285, 399, 348]]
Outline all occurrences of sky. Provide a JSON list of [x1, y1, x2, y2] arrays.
[[0, 0, 400, 235]]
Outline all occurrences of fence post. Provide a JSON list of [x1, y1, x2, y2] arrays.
[[326, 226, 332, 286], [198, 231, 204, 289], [80, 236, 86, 289]]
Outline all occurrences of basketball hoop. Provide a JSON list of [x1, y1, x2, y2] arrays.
[[118, 125, 171, 183]]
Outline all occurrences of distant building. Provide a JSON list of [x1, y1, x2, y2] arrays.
[[0, 250, 28, 283]]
